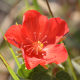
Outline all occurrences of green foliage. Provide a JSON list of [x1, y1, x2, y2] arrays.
[[17, 64, 72, 80], [17, 64, 32, 79], [30, 65, 51, 80], [56, 70, 71, 80]]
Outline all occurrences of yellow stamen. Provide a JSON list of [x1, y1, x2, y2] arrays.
[[38, 41, 43, 48]]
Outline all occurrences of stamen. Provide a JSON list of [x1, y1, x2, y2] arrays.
[[43, 41, 48, 44], [36, 47, 38, 55], [42, 53, 46, 56], [24, 45, 31, 48], [26, 47, 33, 52], [33, 32, 37, 41], [41, 35, 47, 42], [28, 48, 34, 55], [38, 33, 42, 40], [26, 38, 33, 43]]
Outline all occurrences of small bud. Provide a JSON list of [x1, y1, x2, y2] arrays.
[[16, 22, 18, 25]]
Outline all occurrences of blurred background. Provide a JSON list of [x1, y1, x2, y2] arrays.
[[0, 0, 80, 80]]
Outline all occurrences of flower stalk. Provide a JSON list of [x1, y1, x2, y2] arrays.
[[33, 0, 42, 13], [45, 0, 54, 17], [67, 56, 77, 80]]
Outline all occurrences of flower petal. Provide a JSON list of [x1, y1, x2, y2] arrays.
[[22, 10, 40, 32], [24, 55, 46, 70], [22, 10, 48, 41], [22, 51, 46, 69], [43, 18, 57, 44], [55, 17, 69, 43], [43, 43, 68, 64], [5, 25, 27, 48]]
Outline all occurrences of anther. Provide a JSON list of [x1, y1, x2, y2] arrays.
[[41, 35, 47, 42]]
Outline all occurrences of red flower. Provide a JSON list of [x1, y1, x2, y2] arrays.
[[5, 10, 69, 70]]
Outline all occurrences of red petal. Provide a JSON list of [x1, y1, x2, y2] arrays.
[[43, 43, 68, 64], [5, 25, 26, 48], [22, 10, 40, 32], [22, 10, 40, 41], [22, 50, 46, 70], [22, 10, 48, 41], [55, 17, 69, 43], [44, 18, 57, 44]]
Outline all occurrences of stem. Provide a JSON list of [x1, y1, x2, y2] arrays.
[[0, 54, 20, 80], [45, 0, 54, 17], [67, 56, 77, 80], [8, 43, 21, 68], [33, 0, 42, 13], [24, 0, 30, 9]]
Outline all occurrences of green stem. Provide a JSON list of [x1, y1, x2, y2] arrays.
[[8, 43, 21, 68], [0, 54, 20, 80], [67, 56, 77, 80], [33, 0, 42, 13], [24, 0, 30, 9], [0, 29, 21, 68]]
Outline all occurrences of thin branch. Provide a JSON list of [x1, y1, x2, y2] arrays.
[[45, 0, 54, 17]]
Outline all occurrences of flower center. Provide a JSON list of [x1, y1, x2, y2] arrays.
[[23, 32, 48, 56], [32, 41, 44, 55], [25, 41, 46, 56]]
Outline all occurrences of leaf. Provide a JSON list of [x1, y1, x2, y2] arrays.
[[56, 70, 71, 80], [17, 64, 32, 78], [0, 54, 20, 80], [30, 65, 51, 80]]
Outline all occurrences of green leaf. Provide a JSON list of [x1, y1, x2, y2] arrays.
[[17, 64, 32, 78], [0, 54, 20, 80], [30, 65, 51, 80], [56, 70, 71, 80]]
